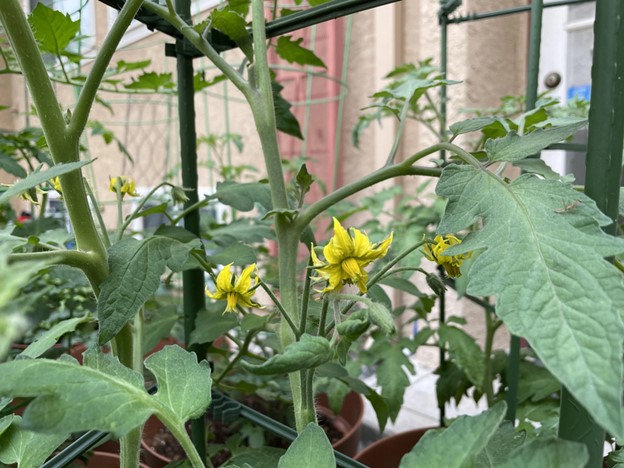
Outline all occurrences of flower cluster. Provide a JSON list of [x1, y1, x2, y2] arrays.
[[311, 217, 393, 293], [423, 234, 472, 278], [109, 176, 138, 198], [206, 263, 260, 313]]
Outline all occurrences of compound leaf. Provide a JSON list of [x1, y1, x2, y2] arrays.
[[437, 164, 624, 439]]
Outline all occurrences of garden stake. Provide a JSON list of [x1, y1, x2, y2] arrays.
[[173, 0, 208, 460]]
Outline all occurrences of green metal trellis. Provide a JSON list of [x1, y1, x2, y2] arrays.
[[438, 1, 624, 467]]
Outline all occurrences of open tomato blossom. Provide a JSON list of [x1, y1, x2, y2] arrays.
[[311, 217, 393, 293], [423, 234, 472, 278], [109, 176, 139, 198], [206, 263, 260, 313]]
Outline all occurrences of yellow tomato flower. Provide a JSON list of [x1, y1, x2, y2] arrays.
[[423, 234, 472, 278], [311, 217, 393, 294], [206, 263, 260, 313], [51, 177, 62, 194], [109, 176, 139, 198]]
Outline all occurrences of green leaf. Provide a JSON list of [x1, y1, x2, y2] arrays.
[[206, 241, 257, 266], [0, 416, 68, 468], [216, 180, 273, 211], [0, 161, 91, 204], [209, 219, 274, 244], [511, 158, 573, 181], [145, 345, 212, 421], [211, 8, 253, 61], [517, 361, 560, 404], [194, 72, 227, 92], [498, 438, 588, 468], [437, 164, 624, 438], [0, 152, 27, 178], [143, 306, 178, 354], [18, 314, 95, 359], [98, 235, 201, 344], [449, 117, 497, 137], [0, 347, 211, 439], [276, 36, 326, 68], [474, 421, 525, 467], [241, 334, 332, 375], [485, 119, 587, 162], [273, 81, 303, 139], [115, 59, 151, 73], [0, 352, 150, 436], [190, 306, 238, 344], [28, 4, 80, 59], [376, 343, 414, 421], [438, 324, 485, 389], [229, 447, 286, 468], [123, 72, 175, 91], [399, 402, 506, 468], [278, 423, 335, 468]]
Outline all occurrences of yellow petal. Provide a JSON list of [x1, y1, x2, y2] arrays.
[[341, 257, 363, 281], [331, 217, 354, 257], [216, 264, 234, 292], [323, 240, 344, 265], [225, 292, 238, 312], [310, 246, 325, 268], [364, 232, 393, 261], [352, 228, 373, 257], [235, 263, 256, 292], [356, 270, 369, 293]]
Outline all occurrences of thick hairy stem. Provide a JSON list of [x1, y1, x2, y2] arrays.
[[0, 0, 107, 279], [120, 426, 142, 468]]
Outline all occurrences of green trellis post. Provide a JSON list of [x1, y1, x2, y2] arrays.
[[173, 0, 207, 462], [558, 1, 624, 467]]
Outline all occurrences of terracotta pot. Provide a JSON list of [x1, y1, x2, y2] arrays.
[[141, 391, 365, 465], [354, 427, 436, 468], [316, 391, 364, 457]]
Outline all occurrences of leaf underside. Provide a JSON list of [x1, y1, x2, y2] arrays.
[[437, 164, 624, 438]]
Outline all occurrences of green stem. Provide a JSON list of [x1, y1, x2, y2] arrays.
[[68, 0, 146, 139], [318, 297, 329, 336], [36, 192, 48, 236], [483, 308, 497, 407], [296, 142, 445, 230], [299, 256, 314, 333], [248, 0, 308, 432], [84, 179, 111, 248], [118, 182, 175, 235], [119, 426, 142, 468], [170, 196, 211, 225], [214, 332, 255, 386], [0, 0, 107, 285], [9, 250, 103, 295], [141, 1, 253, 102], [258, 280, 300, 337], [384, 97, 411, 166], [158, 412, 210, 468]]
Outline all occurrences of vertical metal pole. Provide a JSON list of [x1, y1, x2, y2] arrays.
[[505, 0, 543, 424], [559, 2, 624, 466], [175, 0, 206, 461], [438, 5, 448, 427]]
